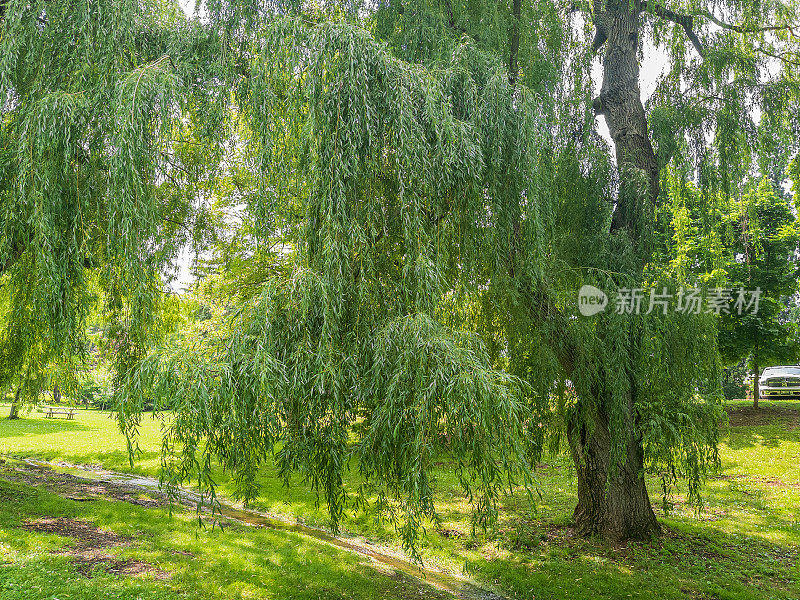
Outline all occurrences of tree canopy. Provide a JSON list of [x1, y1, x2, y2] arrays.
[[717, 178, 800, 406], [2, 0, 800, 554]]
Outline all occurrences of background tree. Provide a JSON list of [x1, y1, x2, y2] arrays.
[[718, 178, 800, 407]]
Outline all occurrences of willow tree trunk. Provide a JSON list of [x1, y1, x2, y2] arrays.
[[567, 387, 660, 540], [568, 0, 661, 539], [752, 362, 760, 409], [8, 388, 21, 420], [593, 0, 659, 234]]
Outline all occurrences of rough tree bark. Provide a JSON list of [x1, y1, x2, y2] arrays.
[[567, 387, 660, 540], [593, 0, 660, 234], [567, 0, 662, 540], [752, 361, 760, 409]]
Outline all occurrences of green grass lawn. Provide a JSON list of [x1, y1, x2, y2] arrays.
[[0, 406, 163, 475], [1, 402, 799, 599], [0, 466, 450, 600]]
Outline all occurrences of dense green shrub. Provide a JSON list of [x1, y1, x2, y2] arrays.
[[722, 361, 748, 401]]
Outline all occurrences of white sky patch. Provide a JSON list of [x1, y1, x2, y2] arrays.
[[171, 246, 201, 293], [179, 0, 195, 14]]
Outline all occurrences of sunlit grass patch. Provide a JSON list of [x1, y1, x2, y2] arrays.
[[0, 405, 164, 476], [0, 468, 454, 600]]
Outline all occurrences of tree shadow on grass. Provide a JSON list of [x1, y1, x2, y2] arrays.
[[189, 532, 454, 600], [722, 404, 800, 450], [1, 474, 455, 600], [726, 402, 800, 427], [724, 429, 790, 450], [0, 417, 90, 439], [469, 519, 799, 600]]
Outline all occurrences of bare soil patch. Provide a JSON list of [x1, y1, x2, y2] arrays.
[[68, 551, 171, 579], [21, 516, 129, 548], [435, 528, 465, 539], [367, 564, 454, 600], [725, 405, 800, 428], [711, 473, 800, 490], [20, 516, 171, 579]]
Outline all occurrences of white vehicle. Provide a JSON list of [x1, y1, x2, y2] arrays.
[[758, 366, 800, 400]]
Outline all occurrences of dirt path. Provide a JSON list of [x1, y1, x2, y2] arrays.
[[1, 458, 504, 600]]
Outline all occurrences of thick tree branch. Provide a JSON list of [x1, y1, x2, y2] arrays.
[[695, 9, 799, 36], [591, 0, 608, 53], [0, 240, 26, 276], [755, 46, 800, 67], [443, 0, 456, 30], [441, 0, 468, 36], [645, 2, 800, 58], [642, 2, 705, 58], [592, 25, 608, 53]]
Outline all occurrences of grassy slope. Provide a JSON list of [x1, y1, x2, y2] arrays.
[[1, 402, 799, 600], [0, 472, 449, 600]]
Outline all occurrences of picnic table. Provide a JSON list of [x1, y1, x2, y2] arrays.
[[43, 406, 77, 419]]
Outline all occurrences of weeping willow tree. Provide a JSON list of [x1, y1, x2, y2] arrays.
[[2, 0, 799, 550], [0, 0, 224, 407]]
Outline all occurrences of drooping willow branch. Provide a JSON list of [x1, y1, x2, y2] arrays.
[[643, 1, 800, 61], [694, 9, 799, 36], [641, 2, 705, 58], [755, 46, 800, 67], [509, 0, 523, 85]]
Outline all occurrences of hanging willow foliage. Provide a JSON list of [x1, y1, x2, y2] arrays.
[[0, 0, 227, 392], [119, 8, 717, 550], [117, 16, 560, 556], [3, 0, 799, 551]]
